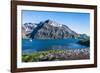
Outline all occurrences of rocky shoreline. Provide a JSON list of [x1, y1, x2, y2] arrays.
[[22, 48, 90, 62]]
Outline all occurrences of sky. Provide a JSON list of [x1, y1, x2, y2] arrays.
[[22, 10, 90, 35]]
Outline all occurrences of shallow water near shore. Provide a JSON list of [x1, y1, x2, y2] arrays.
[[22, 39, 89, 54]]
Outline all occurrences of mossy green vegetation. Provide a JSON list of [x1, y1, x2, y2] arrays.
[[22, 50, 64, 62]]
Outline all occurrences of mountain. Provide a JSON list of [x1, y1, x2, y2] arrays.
[[22, 19, 79, 39], [22, 23, 37, 39], [77, 34, 90, 40]]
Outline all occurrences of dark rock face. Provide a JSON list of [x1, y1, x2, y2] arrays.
[[22, 19, 79, 39]]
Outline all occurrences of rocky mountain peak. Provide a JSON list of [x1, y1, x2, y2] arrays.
[[22, 19, 79, 39], [44, 19, 62, 27]]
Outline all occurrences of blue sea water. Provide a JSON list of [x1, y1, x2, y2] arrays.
[[22, 39, 89, 54]]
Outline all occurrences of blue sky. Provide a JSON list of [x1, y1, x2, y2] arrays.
[[22, 10, 90, 35]]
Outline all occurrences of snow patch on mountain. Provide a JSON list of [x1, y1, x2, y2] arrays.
[[44, 19, 62, 27], [50, 21, 62, 27]]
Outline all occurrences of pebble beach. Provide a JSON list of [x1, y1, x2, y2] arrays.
[[22, 48, 90, 62]]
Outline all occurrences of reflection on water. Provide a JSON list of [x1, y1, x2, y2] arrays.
[[22, 39, 89, 54]]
